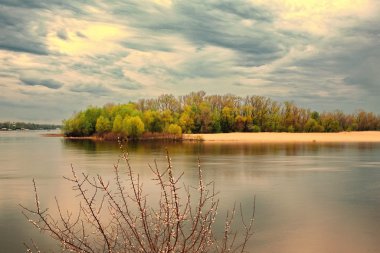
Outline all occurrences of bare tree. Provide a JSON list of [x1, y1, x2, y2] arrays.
[[21, 149, 255, 253]]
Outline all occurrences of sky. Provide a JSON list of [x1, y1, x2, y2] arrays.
[[0, 0, 379, 123]]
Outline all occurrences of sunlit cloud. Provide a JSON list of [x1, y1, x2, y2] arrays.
[[254, 0, 376, 35], [0, 0, 380, 122], [47, 20, 128, 56], [152, 0, 173, 7]]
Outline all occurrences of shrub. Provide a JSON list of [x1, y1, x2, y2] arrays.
[[249, 125, 261, 133], [21, 150, 255, 253]]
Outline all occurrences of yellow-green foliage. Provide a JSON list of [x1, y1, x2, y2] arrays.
[[112, 115, 123, 133], [62, 91, 380, 137], [122, 116, 145, 138], [166, 124, 182, 136], [95, 116, 111, 134]]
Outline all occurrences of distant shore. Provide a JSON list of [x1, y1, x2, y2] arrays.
[[182, 131, 380, 143]]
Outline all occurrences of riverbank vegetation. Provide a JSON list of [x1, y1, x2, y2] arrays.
[[63, 91, 380, 139]]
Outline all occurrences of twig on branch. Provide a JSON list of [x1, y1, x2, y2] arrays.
[[21, 149, 255, 253]]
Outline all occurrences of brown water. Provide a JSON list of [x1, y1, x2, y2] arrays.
[[1, 131, 380, 252]]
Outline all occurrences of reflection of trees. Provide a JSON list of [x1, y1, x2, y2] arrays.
[[63, 139, 119, 153], [62, 140, 377, 181], [64, 139, 358, 157]]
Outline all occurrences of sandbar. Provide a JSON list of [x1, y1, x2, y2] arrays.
[[182, 131, 380, 143]]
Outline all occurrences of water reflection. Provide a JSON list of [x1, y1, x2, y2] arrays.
[[1, 132, 380, 252], [60, 139, 380, 253], [63, 138, 380, 155]]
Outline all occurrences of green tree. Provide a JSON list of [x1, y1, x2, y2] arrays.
[[179, 106, 195, 133], [63, 112, 93, 137], [220, 106, 234, 132], [143, 110, 164, 132], [95, 116, 111, 134], [321, 116, 341, 132], [112, 115, 123, 133], [165, 124, 182, 136], [83, 107, 102, 135], [311, 111, 320, 121], [62, 91, 380, 136], [161, 110, 174, 130], [123, 116, 145, 138], [304, 118, 324, 132], [211, 111, 222, 133]]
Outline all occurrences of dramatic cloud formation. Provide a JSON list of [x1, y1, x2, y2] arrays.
[[0, 0, 379, 123]]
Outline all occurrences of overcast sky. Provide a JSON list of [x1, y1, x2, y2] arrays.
[[1, 0, 379, 123]]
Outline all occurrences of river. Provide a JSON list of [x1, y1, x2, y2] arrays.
[[1, 131, 380, 252]]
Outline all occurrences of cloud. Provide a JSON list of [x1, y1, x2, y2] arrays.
[[0, 0, 45, 9], [117, 82, 143, 90], [70, 84, 111, 95], [0, 0, 111, 56], [57, 29, 69, 40], [19, 76, 63, 89], [122, 40, 173, 52], [0, 0, 94, 15], [1, 0, 380, 122], [0, 1, 99, 55], [114, 1, 286, 66], [0, 6, 48, 55]]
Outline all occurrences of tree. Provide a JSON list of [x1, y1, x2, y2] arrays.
[[83, 107, 102, 135], [220, 106, 234, 132], [112, 115, 123, 133], [304, 118, 324, 132], [157, 94, 180, 112], [161, 110, 174, 130], [165, 124, 182, 136], [319, 113, 341, 132], [95, 116, 111, 135], [234, 115, 247, 132], [311, 111, 320, 121], [62, 91, 380, 136], [143, 110, 164, 133], [123, 116, 145, 139], [21, 151, 255, 253], [211, 111, 222, 133], [197, 102, 212, 133], [179, 106, 195, 134], [64, 112, 93, 137]]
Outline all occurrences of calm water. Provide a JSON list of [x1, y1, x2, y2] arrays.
[[1, 131, 380, 252]]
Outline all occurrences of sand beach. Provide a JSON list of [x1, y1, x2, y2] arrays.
[[183, 131, 380, 143]]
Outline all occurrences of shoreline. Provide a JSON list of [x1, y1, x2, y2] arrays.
[[44, 131, 380, 143], [182, 131, 380, 143]]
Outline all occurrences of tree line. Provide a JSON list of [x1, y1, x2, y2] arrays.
[[63, 91, 380, 139], [0, 122, 61, 131]]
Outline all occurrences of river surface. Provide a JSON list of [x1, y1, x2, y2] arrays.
[[1, 131, 380, 252]]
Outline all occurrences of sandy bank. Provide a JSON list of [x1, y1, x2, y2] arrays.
[[182, 131, 380, 143]]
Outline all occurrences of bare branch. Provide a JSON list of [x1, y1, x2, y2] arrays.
[[21, 148, 255, 253]]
